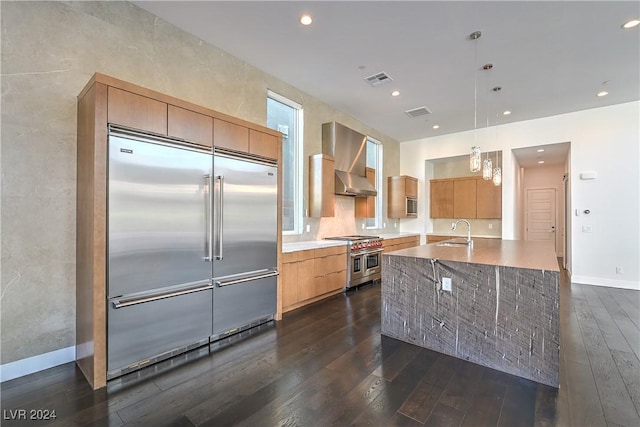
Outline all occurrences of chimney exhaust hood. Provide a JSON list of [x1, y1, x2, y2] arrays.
[[322, 122, 377, 197]]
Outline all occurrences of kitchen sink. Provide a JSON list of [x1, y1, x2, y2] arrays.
[[436, 238, 472, 247]]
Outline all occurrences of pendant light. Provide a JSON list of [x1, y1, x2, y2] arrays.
[[482, 153, 493, 180], [491, 86, 502, 186], [492, 151, 502, 186], [469, 31, 482, 173], [482, 63, 493, 180]]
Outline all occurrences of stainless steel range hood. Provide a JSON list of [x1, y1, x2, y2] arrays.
[[322, 122, 377, 197]]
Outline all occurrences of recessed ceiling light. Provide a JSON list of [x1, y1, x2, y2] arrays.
[[300, 14, 313, 25], [391, 90, 400, 97], [503, 110, 511, 116], [538, 160, 545, 164], [597, 91, 609, 97], [537, 149, 545, 153], [432, 125, 440, 129], [622, 19, 640, 29]]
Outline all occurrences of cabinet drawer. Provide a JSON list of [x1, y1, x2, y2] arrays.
[[313, 254, 346, 277]]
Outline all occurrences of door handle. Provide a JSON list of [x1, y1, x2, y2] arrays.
[[111, 281, 214, 309], [204, 174, 212, 261], [214, 269, 279, 287], [215, 175, 224, 260]]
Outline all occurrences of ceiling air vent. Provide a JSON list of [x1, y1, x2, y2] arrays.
[[405, 106, 432, 118], [364, 71, 393, 87]]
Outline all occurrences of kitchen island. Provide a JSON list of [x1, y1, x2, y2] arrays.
[[381, 239, 560, 387]]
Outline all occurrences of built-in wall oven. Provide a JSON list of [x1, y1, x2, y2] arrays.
[[406, 197, 417, 217], [325, 235, 383, 289]]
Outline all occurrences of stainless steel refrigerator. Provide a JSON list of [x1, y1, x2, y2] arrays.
[[211, 152, 278, 338], [106, 127, 277, 378]]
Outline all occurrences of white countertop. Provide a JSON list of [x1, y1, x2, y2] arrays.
[[428, 233, 501, 239], [282, 240, 347, 253], [377, 232, 421, 239], [282, 232, 421, 253]]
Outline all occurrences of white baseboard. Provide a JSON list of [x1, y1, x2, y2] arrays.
[[0, 346, 75, 383], [571, 275, 640, 291]]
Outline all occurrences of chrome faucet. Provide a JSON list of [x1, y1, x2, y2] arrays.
[[451, 219, 473, 246]]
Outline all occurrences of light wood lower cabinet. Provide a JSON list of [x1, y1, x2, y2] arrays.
[[281, 245, 346, 313], [383, 235, 420, 253]]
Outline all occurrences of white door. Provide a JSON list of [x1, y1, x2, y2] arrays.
[[526, 188, 556, 250]]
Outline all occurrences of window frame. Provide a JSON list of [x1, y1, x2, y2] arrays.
[[365, 137, 383, 230], [267, 90, 303, 235]]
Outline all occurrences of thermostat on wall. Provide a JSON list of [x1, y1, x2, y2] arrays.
[[580, 171, 597, 180]]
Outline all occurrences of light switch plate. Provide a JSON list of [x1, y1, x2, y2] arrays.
[[442, 277, 452, 292]]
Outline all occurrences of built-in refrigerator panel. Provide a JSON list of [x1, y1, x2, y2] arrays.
[[108, 134, 212, 298], [213, 275, 277, 336], [212, 152, 278, 336], [107, 130, 214, 376], [212, 153, 278, 279], [107, 283, 213, 378]]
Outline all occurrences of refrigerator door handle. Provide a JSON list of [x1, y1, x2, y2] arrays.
[[214, 269, 279, 287], [204, 174, 212, 261], [111, 282, 214, 309], [215, 175, 224, 260]]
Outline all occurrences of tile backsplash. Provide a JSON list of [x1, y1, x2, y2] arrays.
[[283, 195, 399, 242]]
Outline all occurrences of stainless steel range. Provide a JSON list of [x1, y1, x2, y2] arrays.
[[325, 235, 383, 289]]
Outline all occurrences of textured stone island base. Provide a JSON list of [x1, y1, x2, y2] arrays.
[[381, 254, 559, 387]]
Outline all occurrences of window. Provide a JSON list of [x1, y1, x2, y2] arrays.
[[365, 137, 383, 229], [267, 91, 303, 234]]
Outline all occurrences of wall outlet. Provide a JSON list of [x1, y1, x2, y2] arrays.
[[306, 224, 310, 233], [582, 225, 593, 233], [616, 266, 623, 275], [383, 222, 386, 228], [489, 223, 493, 229], [362, 223, 365, 229], [442, 277, 452, 292]]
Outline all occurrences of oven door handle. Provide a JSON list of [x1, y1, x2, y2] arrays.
[[350, 248, 384, 257]]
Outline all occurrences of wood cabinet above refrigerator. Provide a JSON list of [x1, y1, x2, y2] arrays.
[[76, 73, 282, 390]]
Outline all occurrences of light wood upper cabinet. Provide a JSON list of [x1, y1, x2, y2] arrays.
[[107, 87, 167, 135], [476, 178, 502, 219], [387, 175, 418, 218], [355, 167, 376, 218], [453, 178, 477, 218], [405, 177, 418, 198], [213, 118, 249, 152], [309, 154, 335, 217], [430, 176, 501, 219], [249, 129, 279, 160], [167, 105, 213, 147], [430, 180, 454, 218]]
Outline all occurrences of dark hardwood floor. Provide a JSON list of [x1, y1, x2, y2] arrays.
[[1, 265, 639, 426]]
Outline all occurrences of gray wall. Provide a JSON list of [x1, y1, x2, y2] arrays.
[[0, 1, 399, 365]]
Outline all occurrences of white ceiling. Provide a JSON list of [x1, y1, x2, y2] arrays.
[[134, 1, 638, 166]]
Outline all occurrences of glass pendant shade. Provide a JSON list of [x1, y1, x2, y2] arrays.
[[492, 167, 502, 186], [470, 146, 481, 172], [482, 158, 493, 180]]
